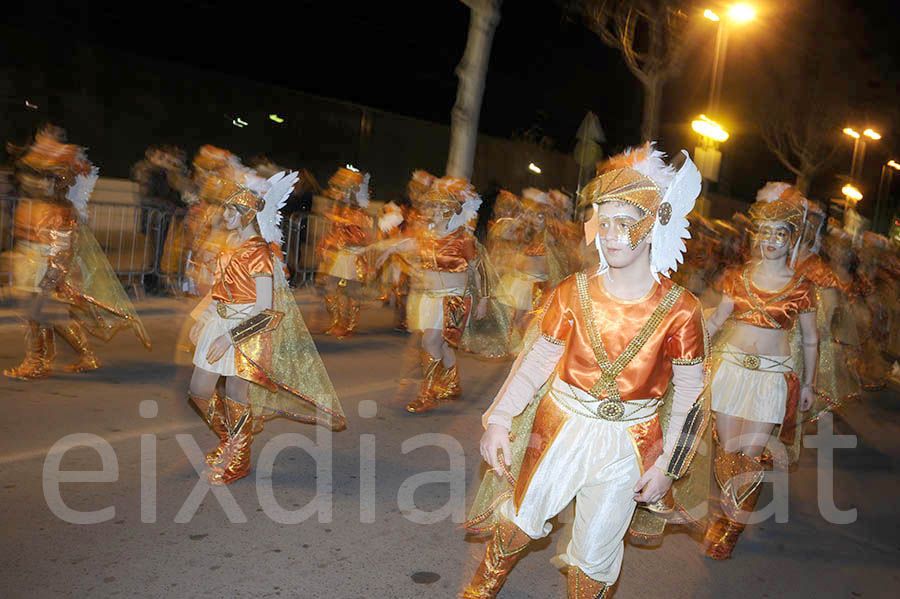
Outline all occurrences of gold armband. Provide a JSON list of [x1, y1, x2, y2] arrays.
[[229, 310, 284, 345]]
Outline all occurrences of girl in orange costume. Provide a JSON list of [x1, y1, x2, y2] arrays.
[[703, 182, 819, 559], [188, 172, 344, 485]]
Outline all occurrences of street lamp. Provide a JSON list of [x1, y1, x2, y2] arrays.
[[875, 160, 900, 233], [843, 126, 881, 182], [692, 115, 729, 142], [705, 4, 756, 118], [842, 184, 863, 202]]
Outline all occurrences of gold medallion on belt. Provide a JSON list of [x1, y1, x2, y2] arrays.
[[597, 399, 626, 421], [742, 353, 761, 370]]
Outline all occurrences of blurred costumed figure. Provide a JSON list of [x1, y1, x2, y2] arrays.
[[703, 182, 819, 560], [315, 166, 374, 339], [4, 126, 150, 380], [188, 171, 345, 485], [790, 198, 862, 420], [461, 143, 710, 599], [494, 188, 579, 330], [183, 145, 242, 296]]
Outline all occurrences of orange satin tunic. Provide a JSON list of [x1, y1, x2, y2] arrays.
[[523, 236, 546, 257], [796, 254, 844, 290], [541, 274, 705, 401], [319, 204, 373, 251], [717, 266, 816, 330], [14, 198, 75, 244], [211, 236, 274, 304], [417, 228, 477, 272]]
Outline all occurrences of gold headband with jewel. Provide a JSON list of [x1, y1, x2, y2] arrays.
[[579, 167, 662, 248]]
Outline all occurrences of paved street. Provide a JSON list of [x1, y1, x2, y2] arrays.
[[0, 293, 898, 599]]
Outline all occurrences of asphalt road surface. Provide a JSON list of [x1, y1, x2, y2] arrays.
[[0, 293, 897, 598]]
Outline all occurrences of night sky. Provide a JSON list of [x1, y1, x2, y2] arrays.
[[5, 1, 899, 206]]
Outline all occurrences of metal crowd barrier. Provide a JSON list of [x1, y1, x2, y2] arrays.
[[0, 196, 328, 297]]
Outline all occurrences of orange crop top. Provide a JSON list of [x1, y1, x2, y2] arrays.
[[320, 204, 373, 251], [14, 198, 75, 245], [418, 228, 477, 272], [717, 266, 816, 329], [540, 274, 705, 401], [211, 236, 274, 304], [796, 254, 845, 291]]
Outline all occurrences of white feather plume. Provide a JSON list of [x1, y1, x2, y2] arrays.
[[378, 203, 404, 233], [447, 189, 482, 233], [66, 165, 99, 223], [756, 182, 791, 203], [649, 150, 701, 282], [625, 142, 676, 195], [355, 173, 370, 208], [257, 170, 298, 247]]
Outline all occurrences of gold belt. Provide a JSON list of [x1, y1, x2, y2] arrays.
[[216, 303, 254, 320], [551, 381, 660, 422]]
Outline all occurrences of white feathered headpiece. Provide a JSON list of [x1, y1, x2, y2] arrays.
[[256, 171, 298, 247], [66, 165, 100, 223], [581, 143, 699, 282], [648, 151, 701, 282], [448, 186, 482, 233], [378, 201, 404, 233]]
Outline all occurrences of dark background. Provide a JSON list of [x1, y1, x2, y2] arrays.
[[2, 0, 898, 213]]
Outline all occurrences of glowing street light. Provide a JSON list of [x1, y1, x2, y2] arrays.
[[841, 184, 863, 202], [888, 160, 900, 170], [843, 126, 881, 181], [704, 9, 720, 21], [269, 114, 285, 124], [728, 3, 757, 23], [692, 115, 729, 142], [528, 163, 542, 174]]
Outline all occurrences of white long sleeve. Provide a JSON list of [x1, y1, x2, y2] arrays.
[[653, 363, 705, 474], [484, 337, 565, 430]]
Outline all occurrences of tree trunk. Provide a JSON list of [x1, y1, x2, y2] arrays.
[[446, 0, 502, 179], [640, 75, 663, 142], [795, 172, 811, 195]]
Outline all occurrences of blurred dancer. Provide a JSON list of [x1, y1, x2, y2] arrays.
[[315, 166, 374, 339], [4, 126, 150, 380], [188, 172, 344, 485], [376, 199, 412, 331], [380, 176, 488, 413], [461, 144, 710, 599], [703, 183, 818, 560]]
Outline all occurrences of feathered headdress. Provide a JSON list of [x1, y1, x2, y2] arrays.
[[581, 143, 699, 281], [256, 171, 299, 247], [257, 171, 298, 247], [450, 186, 482, 233], [750, 181, 807, 266], [378, 201, 404, 233], [581, 142, 677, 251], [66, 165, 100, 223]]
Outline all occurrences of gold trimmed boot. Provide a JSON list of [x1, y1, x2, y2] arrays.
[[323, 294, 341, 335], [55, 321, 101, 373], [567, 566, 609, 599], [704, 448, 764, 560], [4, 321, 54, 380], [406, 352, 443, 414], [337, 298, 360, 339], [189, 392, 230, 466], [460, 519, 531, 599], [435, 362, 462, 402], [208, 396, 253, 485]]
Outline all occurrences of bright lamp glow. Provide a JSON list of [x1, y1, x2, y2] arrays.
[[269, 114, 284, 124], [691, 115, 729, 142], [887, 160, 900, 170], [704, 9, 720, 21], [841, 184, 863, 201], [843, 128, 860, 139], [864, 128, 881, 140], [345, 164, 360, 172], [728, 3, 756, 23], [528, 163, 542, 174]]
